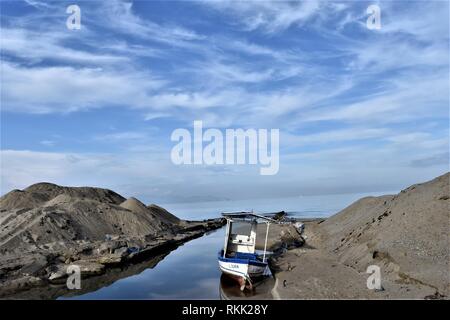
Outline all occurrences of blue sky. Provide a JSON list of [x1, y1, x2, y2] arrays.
[[1, 0, 449, 203]]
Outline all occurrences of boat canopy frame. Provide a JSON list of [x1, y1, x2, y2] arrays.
[[221, 211, 278, 223], [221, 211, 279, 262]]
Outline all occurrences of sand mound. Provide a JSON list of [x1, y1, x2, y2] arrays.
[[119, 198, 180, 226], [148, 204, 180, 225], [120, 197, 151, 215], [23, 182, 126, 205], [118, 198, 181, 224], [0, 183, 180, 250], [319, 172, 449, 294], [43, 194, 75, 207], [0, 189, 50, 211]]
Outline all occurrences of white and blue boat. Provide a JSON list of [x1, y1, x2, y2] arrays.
[[218, 212, 276, 291]]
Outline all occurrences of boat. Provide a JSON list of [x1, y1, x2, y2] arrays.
[[218, 211, 277, 291]]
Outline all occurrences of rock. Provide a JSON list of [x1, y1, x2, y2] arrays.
[[73, 261, 105, 276], [19, 255, 48, 276], [280, 226, 305, 249], [97, 254, 123, 265], [97, 240, 127, 255], [48, 261, 105, 283], [8, 276, 44, 290], [113, 247, 129, 258], [273, 211, 287, 221], [64, 257, 74, 264], [48, 265, 67, 283]]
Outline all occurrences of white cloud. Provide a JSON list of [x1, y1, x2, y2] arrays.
[[196, 61, 275, 83], [378, 1, 449, 42], [99, 0, 205, 45], [23, 0, 53, 9], [1, 28, 128, 65], [222, 39, 294, 60], [0, 149, 170, 197], [93, 131, 148, 141], [282, 127, 391, 147], [39, 140, 56, 147], [2, 142, 447, 203], [1, 61, 166, 113], [301, 71, 448, 124], [144, 112, 171, 121], [205, 0, 323, 33]]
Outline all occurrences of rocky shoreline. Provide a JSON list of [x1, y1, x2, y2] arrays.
[[0, 182, 227, 299], [0, 218, 225, 298]]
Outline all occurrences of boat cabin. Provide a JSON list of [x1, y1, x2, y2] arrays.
[[221, 212, 277, 262]]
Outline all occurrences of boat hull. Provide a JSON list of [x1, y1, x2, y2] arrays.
[[218, 251, 268, 286], [218, 258, 268, 291]]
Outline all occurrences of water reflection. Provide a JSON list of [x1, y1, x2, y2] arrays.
[[5, 252, 170, 300], [219, 274, 275, 300], [5, 228, 275, 299]]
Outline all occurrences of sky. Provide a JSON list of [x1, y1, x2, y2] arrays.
[[0, 0, 449, 204]]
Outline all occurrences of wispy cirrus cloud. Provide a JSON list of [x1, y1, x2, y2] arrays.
[[1, 28, 129, 65], [203, 0, 325, 33], [300, 71, 448, 125], [1, 61, 166, 113], [97, 0, 206, 45]]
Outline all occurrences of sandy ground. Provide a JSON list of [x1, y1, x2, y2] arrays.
[[271, 221, 438, 299], [271, 173, 449, 299]]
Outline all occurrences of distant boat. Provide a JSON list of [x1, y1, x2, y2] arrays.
[[218, 211, 276, 291]]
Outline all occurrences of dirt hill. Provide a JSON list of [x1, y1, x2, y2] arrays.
[[0, 183, 180, 250], [0, 183, 225, 298], [1, 183, 126, 211], [319, 172, 449, 294], [273, 172, 449, 299]]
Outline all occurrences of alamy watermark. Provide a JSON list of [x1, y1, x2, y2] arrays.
[[66, 4, 81, 30], [366, 265, 382, 290], [366, 4, 381, 30], [66, 264, 81, 290], [66, 4, 380, 31], [171, 121, 279, 175]]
